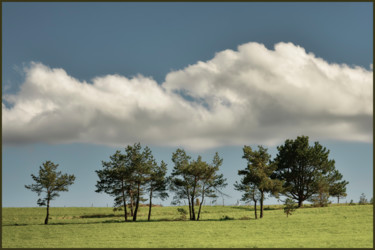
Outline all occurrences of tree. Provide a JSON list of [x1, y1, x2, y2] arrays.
[[239, 145, 283, 218], [272, 136, 339, 208], [308, 173, 331, 207], [170, 148, 194, 219], [25, 161, 75, 224], [169, 149, 227, 221], [283, 198, 297, 217], [147, 160, 169, 221], [234, 181, 261, 219], [359, 193, 367, 205], [95, 150, 130, 221], [125, 143, 155, 221], [328, 170, 349, 204], [196, 152, 227, 221]]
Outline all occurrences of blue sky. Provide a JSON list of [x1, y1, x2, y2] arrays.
[[2, 2, 373, 207]]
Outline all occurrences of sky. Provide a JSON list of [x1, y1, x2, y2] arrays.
[[2, 2, 373, 207]]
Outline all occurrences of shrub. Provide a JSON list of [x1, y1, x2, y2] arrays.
[[284, 198, 297, 217], [177, 208, 187, 220]]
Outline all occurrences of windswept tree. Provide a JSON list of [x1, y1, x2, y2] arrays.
[[239, 145, 283, 218], [25, 161, 75, 224], [196, 152, 227, 221], [272, 135, 344, 207], [147, 160, 169, 221], [170, 149, 193, 219], [95, 150, 130, 221], [170, 149, 227, 221], [126, 143, 155, 221]]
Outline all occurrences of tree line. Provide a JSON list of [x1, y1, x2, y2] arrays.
[[25, 135, 351, 224]]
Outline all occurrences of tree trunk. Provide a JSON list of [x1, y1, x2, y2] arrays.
[[148, 188, 153, 221], [121, 180, 128, 221], [197, 186, 205, 221], [186, 187, 192, 220], [298, 199, 303, 208], [133, 182, 141, 221], [45, 199, 50, 225], [191, 178, 197, 220], [254, 200, 257, 219], [337, 196, 340, 204], [129, 189, 134, 217], [260, 191, 264, 218], [191, 195, 196, 220]]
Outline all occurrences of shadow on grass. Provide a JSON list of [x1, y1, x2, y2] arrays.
[[80, 214, 123, 219], [4, 214, 259, 226]]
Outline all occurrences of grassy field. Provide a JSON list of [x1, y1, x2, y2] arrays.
[[2, 204, 373, 248]]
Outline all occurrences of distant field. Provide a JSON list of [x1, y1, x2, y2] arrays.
[[2, 204, 373, 248]]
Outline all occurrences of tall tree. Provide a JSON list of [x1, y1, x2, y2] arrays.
[[95, 150, 130, 221], [25, 161, 75, 224], [170, 148, 193, 219], [197, 152, 227, 221], [170, 149, 227, 221], [147, 160, 169, 221], [272, 135, 338, 207], [240, 145, 283, 218], [125, 143, 154, 221]]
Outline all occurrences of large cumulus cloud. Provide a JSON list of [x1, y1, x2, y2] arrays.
[[2, 42, 373, 150]]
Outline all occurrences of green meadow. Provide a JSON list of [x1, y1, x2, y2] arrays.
[[2, 204, 373, 248]]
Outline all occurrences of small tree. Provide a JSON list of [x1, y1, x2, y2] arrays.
[[308, 174, 331, 207], [147, 160, 169, 221], [25, 161, 75, 224], [239, 145, 283, 218], [284, 198, 297, 217], [234, 181, 261, 219], [359, 193, 368, 205], [328, 170, 348, 204]]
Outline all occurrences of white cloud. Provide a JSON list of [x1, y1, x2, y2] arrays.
[[2, 42, 373, 150]]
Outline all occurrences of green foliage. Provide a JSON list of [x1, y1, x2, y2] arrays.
[[169, 149, 227, 221], [349, 199, 355, 205], [236, 145, 283, 218], [25, 161, 75, 224], [283, 198, 297, 217], [273, 135, 346, 207], [3, 205, 373, 248], [328, 170, 348, 203], [177, 208, 187, 220], [95, 143, 164, 221]]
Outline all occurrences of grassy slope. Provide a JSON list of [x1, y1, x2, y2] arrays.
[[2, 204, 373, 248]]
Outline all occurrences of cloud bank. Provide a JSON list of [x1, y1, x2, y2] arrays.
[[2, 42, 373, 150]]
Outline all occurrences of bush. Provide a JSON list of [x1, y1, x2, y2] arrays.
[[177, 208, 187, 220], [349, 199, 355, 205], [309, 192, 331, 207], [284, 198, 297, 217]]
